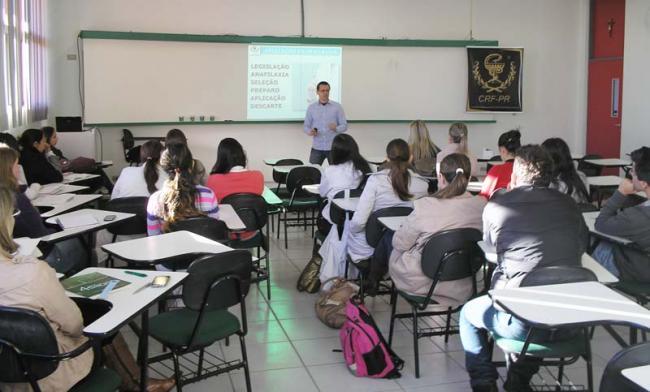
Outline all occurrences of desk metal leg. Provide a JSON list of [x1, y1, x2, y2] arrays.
[[138, 309, 149, 392]]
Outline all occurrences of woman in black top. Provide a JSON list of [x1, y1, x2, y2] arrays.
[[19, 128, 63, 185]]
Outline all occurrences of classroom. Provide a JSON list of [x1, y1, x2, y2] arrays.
[[1, 0, 649, 391]]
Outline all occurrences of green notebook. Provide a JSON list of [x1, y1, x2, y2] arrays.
[[63, 272, 130, 298]]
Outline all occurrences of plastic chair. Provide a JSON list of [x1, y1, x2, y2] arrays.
[[600, 341, 650, 392], [578, 154, 603, 177], [165, 217, 230, 270], [104, 196, 149, 268], [486, 155, 503, 171], [388, 228, 483, 378], [0, 306, 121, 392], [491, 266, 598, 391], [221, 193, 271, 299], [271, 158, 303, 194], [147, 251, 253, 391], [278, 166, 321, 248]]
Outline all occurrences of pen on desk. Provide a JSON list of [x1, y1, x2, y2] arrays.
[[125, 271, 147, 278]]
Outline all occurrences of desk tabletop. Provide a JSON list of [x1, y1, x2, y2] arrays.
[[622, 365, 650, 391], [584, 158, 631, 167], [41, 209, 135, 243], [101, 230, 234, 265], [588, 175, 623, 187], [475, 241, 618, 283], [262, 186, 283, 205], [65, 267, 188, 336], [378, 216, 406, 232], [62, 172, 101, 184], [33, 193, 102, 218], [467, 181, 484, 193], [490, 281, 650, 330], [366, 156, 386, 165], [218, 204, 246, 231], [583, 211, 632, 245], [332, 197, 359, 212], [272, 164, 321, 174], [38, 183, 89, 195], [302, 184, 320, 195]]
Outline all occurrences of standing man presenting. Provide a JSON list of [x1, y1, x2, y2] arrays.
[[303, 81, 348, 164]]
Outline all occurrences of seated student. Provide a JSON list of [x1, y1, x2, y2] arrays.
[[592, 146, 650, 281], [437, 122, 479, 178], [408, 120, 441, 176], [479, 130, 521, 198], [165, 128, 207, 186], [459, 145, 588, 392], [389, 153, 486, 301], [319, 138, 428, 282], [318, 134, 371, 234], [112, 140, 167, 199], [0, 132, 28, 187], [207, 138, 264, 202], [347, 139, 429, 263], [42, 125, 69, 172], [0, 185, 175, 392], [42, 126, 115, 192], [0, 144, 85, 274], [542, 137, 590, 204], [147, 143, 219, 236], [18, 128, 63, 185]]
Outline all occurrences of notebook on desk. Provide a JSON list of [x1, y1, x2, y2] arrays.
[[56, 213, 98, 229]]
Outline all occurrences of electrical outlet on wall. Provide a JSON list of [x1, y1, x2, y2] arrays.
[[66, 54, 77, 60]]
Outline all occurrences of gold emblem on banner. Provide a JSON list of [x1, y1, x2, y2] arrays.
[[472, 53, 517, 93]]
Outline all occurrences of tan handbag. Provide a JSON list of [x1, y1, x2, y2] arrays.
[[297, 254, 322, 293], [315, 277, 359, 329]]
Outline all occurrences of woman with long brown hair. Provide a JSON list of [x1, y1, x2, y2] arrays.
[[388, 153, 486, 301], [146, 143, 219, 235], [408, 120, 441, 176]]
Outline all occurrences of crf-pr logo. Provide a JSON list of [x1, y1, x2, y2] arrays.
[[472, 53, 517, 93]]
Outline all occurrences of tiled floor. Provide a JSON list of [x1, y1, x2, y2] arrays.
[[120, 222, 633, 391]]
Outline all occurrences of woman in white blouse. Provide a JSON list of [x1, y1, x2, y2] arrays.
[[319, 134, 371, 233], [111, 140, 168, 199], [347, 139, 429, 262]]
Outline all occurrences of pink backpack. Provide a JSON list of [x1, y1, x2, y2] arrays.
[[339, 296, 403, 378]]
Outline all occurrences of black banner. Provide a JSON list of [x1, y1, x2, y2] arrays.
[[467, 47, 523, 112]]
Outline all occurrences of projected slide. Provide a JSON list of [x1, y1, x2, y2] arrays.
[[247, 45, 342, 120]]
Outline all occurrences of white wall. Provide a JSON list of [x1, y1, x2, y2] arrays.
[[47, 0, 590, 179], [621, 0, 650, 156]]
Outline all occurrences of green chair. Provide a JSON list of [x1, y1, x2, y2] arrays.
[[278, 166, 321, 248], [0, 306, 121, 392], [491, 266, 598, 392], [388, 228, 483, 378], [147, 250, 253, 391]]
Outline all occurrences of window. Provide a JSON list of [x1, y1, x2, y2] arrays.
[[0, 0, 46, 131]]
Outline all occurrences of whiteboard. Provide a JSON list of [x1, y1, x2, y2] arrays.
[[82, 37, 493, 124]]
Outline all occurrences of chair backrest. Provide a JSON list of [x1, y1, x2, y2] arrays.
[[578, 154, 603, 177], [272, 159, 303, 183], [520, 266, 597, 287], [168, 216, 229, 243], [420, 228, 483, 282], [0, 306, 60, 384], [332, 188, 364, 200], [105, 196, 149, 236], [365, 206, 413, 248], [489, 155, 502, 161], [286, 166, 321, 196], [600, 342, 650, 392], [183, 250, 253, 311], [221, 193, 267, 231], [577, 202, 599, 213]]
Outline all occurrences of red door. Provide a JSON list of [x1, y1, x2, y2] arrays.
[[586, 0, 625, 159]]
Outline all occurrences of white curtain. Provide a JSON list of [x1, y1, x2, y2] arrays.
[[0, 0, 47, 131]]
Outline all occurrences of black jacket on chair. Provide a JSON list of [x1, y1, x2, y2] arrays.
[[484, 185, 589, 289], [19, 148, 63, 185]]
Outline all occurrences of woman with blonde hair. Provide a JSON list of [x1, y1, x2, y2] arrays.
[[408, 120, 441, 176], [437, 122, 479, 177]]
